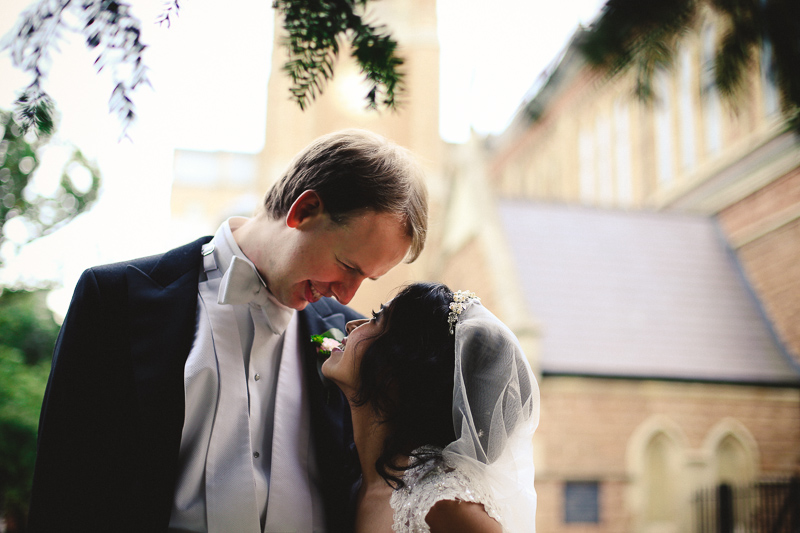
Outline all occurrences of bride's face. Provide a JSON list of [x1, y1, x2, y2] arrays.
[[321, 309, 385, 394]]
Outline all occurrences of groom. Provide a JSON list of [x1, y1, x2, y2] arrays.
[[27, 129, 428, 532]]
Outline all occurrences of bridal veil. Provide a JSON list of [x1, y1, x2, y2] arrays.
[[445, 301, 540, 532]]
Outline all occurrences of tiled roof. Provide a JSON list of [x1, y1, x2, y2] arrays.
[[499, 201, 800, 384]]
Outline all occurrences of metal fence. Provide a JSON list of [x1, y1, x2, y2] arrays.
[[693, 477, 800, 533]]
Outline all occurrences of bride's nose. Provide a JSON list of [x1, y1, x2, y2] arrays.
[[346, 318, 368, 334]]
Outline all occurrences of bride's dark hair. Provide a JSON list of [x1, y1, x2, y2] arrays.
[[351, 282, 457, 488]]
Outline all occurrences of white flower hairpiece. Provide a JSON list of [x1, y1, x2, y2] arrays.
[[447, 290, 480, 334]]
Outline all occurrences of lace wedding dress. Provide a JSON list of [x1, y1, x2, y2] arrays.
[[389, 448, 503, 532]]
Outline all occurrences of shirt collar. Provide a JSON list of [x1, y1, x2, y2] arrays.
[[212, 217, 294, 333]]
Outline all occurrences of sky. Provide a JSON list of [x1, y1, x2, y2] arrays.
[[0, 0, 605, 317]]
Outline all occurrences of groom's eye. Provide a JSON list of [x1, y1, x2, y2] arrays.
[[337, 259, 357, 273]]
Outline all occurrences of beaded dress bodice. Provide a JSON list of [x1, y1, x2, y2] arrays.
[[389, 448, 502, 532]]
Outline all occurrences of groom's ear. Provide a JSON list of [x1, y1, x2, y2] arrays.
[[286, 190, 325, 229]]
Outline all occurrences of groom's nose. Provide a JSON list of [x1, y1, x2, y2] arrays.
[[331, 278, 362, 304]]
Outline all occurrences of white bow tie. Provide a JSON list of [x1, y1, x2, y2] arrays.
[[217, 255, 291, 335]]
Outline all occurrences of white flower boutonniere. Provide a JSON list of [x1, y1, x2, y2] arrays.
[[310, 328, 345, 356], [310, 327, 346, 401]]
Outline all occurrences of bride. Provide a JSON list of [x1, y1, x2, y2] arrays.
[[321, 283, 539, 532]]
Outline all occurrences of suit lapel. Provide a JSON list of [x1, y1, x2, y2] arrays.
[[299, 301, 361, 531]]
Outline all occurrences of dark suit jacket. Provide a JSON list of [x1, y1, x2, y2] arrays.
[[28, 237, 362, 532]]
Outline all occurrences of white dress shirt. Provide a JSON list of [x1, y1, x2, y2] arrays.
[[169, 218, 293, 532]]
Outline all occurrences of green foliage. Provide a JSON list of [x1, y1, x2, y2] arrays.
[[580, 0, 800, 131], [0, 290, 60, 366], [2, 0, 405, 137], [12, 92, 55, 138], [763, 0, 800, 130], [1, 0, 149, 137], [274, 0, 404, 110], [0, 110, 101, 262], [0, 290, 56, 524], [580, 0, 697, 101], [0, 106, 97, 523]]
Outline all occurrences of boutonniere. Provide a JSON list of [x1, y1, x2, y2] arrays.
[[310, 328, 345, 402], [310, 328, 345, 356]]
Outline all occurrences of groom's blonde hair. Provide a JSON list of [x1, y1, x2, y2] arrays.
[[262, 129, 428, 262]]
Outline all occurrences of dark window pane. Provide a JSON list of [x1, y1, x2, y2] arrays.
[[565, 481, 600, 523]]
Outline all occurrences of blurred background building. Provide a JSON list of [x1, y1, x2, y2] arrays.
[[134, 0, 800, 531], [459, 7, 800, 533]]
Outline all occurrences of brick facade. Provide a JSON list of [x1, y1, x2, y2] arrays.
[[717, 167, 800, 234], [534, 377, 800, 532], [717, 167, 800, 365]]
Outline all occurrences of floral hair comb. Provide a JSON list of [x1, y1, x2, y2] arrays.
[[447, 290, 480, 334]]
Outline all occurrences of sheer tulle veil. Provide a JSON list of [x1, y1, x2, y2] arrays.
[[443, 300, 540, 532]]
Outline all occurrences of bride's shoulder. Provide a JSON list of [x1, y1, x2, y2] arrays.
[[425, 499, 503, 533], [390, 447, 502, 533]]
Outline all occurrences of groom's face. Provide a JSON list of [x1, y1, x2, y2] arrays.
[[265, 204, 411, 310]]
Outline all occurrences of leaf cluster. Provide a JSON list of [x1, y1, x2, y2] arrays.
[[0, 110, 101, 262], [0, 289, 60, 365], [2, 0, 406, 138], [156, 0, 181, 28], [0, 289, 56, 522], [2, 0, 151, 137], [273, 0, 405, 110], [580, 0, 698, 101], [580, 0, 800, 131]]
